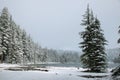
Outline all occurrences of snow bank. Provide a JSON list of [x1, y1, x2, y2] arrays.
[[0, 63, 19, 68], [0, 67, 110, 80], [0, 63, 20, 71], [0, 64, 112, 80]]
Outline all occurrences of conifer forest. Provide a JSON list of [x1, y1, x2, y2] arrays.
[[0, 0, 120, 80]]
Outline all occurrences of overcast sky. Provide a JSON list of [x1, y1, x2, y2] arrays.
[[0, 0, 120, 51]]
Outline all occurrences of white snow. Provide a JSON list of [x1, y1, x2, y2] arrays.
[[0, 64, 112, 80], [0, 63, 19, 71], [0, 63, 19, 68]]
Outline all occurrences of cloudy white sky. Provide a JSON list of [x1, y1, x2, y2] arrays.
[[0, 0, 120, 51]]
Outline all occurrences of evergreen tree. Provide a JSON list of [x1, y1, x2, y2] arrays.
[[79, 5, 107, 72], [9, 18, 22, 63], [111, 26, 120, 80], [7, 15, 16, 63], [0, 7, 11, 63], [15, 26, 24, 63], [21, 30, 29, 64], [26, 35, 33, 62]]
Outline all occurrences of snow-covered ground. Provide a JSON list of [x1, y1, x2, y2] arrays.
[[0, 63, 112, 80], [0, 63, 20, 71]]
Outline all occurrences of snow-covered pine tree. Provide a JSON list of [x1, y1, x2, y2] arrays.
[[34, 45, 38, 63], [40, 48, 48, 62], [0, 11, 3, 63], [26, 35, 34, 62], [21, 30, 30, 64], [39, 47, 43, 61], [118, 26, 120, 43], [29, 40, 35, 63], [9, 17, 22, 63], [0, 7, 11, 63], [79, 5, 107, 72], [111, 26, 120, 80], [15, 26, 24, 63], [7, 15, 17, 63], [115, 26, 120, 63]]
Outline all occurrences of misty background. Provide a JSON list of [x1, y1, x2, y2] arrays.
[[0, 0, 120, 51]]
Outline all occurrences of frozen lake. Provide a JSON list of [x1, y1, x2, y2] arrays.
[[28, 62, 119, 68], [28, 63, 81, 68]]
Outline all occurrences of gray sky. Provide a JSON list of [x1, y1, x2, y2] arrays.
[[0, 0, 120, 51]]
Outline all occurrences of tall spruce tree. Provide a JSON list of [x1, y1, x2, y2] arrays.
[[79, 5, 107, 72], [21, 30, 29, 64], [111, 26, 120, 80], [115, 26, 120, 63], [7, 15, 16, 63], [118, 26, 120, 44], [8, 16, 22, 63], [0, 7, 11, 63]]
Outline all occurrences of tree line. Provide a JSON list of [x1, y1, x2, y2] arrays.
[[0, 7, 43, 64], [0, 7, 80, 64]]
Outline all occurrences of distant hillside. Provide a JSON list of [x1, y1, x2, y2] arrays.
[[106, 48, 120, 62], [79, 48, 120, 62]]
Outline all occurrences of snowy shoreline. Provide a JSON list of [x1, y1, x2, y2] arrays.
[[0, 63, 112, 80]]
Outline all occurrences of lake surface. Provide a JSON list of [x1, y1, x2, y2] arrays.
[[29, 63, 81, 68], [28, 62, 119, 68]]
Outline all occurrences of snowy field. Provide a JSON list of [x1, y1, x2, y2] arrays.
[[0, 64, 112, 80]]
